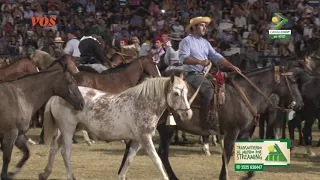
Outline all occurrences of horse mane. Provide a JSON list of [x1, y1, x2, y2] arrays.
[[0, 68, 60, 83], [121, 77, 172, 99]]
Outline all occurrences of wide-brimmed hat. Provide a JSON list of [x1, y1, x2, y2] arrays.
[[185, 16, 211, 32], [54, 37, 64, 43]]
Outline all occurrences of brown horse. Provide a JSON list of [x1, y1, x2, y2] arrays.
[[109, 45, 138, 68], [0, 58, 39, 81], [74, 56, 161, 93], [0, 55, 84, 180]]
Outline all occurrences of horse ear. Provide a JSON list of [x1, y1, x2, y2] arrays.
[[170, 75, 175, 83], [179, 71, 184, 80]]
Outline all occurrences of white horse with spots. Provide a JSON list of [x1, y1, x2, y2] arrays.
[[39, 76, 192, 180]]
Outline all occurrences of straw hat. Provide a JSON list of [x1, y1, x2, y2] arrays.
[[185, 16, 211, 32], [54, 37, 64, 43]]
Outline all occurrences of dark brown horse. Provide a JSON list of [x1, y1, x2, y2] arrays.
[[119, 66, 304, 180], [0, 58, 39, 81], [0, 55, 84, 180]]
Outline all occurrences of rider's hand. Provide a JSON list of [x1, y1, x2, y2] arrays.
[[199, 60, 210, 66], [229, 65, 241, 73]]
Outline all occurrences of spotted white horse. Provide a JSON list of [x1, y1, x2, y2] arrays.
[[39, 76, 192, 180]]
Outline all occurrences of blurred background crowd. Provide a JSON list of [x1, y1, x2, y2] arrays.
[[0, 0, 319, 67]]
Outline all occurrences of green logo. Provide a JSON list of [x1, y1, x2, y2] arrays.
[[265, 144, 287, 162], [234, 139, 290, 172], [272, 13, 288, 30]]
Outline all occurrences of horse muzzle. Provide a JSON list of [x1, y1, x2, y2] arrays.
[[176, 108, 193, 121]]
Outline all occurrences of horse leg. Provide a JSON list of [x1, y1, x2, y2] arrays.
[[258, 116, 265, 139], [39, 127, 45, 144], [201, 135, 211, 156], [219, 129, 240, 180], [212, 135, 218, 146], [140, 134, 169, 180], [1, 131, 18, 180], [297, 122, 303, 146], [173, 129, 179, 144], [156, 120, 177, 180], [118, 140, 142, 180], [238, 129, 255, 180], [7, 135, 30, 178], [60, 128, 77, 180], [302, 116, 316, 157], [39, 131, 62, 180], [288, 118, 297, 150], [181, 131, 188, 142], [82, 130, 94, 146]]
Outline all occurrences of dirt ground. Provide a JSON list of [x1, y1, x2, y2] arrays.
[[3, 127, 320, 180]]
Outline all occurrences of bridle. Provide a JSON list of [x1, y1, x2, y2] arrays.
[[231, 66, 296, 126]]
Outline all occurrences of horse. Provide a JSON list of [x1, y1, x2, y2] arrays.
[[0, 56, 84, 180], [74, 55, 161, 93], [38, 53, 162, 145], [119, 66, 304, 180], [109, 45, 138, 67], [39, 76, 192, 180], [286, 66, 320, 156], [0, 58, 39, 81]]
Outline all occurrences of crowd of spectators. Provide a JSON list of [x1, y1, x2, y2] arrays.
[[0, 0, 319, 67]]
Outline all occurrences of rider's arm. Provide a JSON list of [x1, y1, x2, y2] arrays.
[[179, 39, 202, 65], [207, 41, 237, 69]]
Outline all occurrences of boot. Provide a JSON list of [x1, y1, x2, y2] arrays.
[[199, 98, 220, 135]]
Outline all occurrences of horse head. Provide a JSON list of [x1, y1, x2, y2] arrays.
[[138, 56, 161, 77], [166, 75, 193, 121], [273, 66, 304, 111], [48, 55, 85, 111]]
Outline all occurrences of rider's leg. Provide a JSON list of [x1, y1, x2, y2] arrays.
[[184, 73, 219, 134]]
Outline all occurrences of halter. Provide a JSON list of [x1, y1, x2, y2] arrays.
[[231, 66, 296, 126]]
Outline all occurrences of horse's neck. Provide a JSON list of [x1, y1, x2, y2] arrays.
[[232, 71, 274, 105], [14, 71, 58, 113], [121, 61, 143, 84]]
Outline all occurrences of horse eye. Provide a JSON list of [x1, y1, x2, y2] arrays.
[[174, 92, 179, 96]]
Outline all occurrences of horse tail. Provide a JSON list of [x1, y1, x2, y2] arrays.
[[43, 97, 58, 145]]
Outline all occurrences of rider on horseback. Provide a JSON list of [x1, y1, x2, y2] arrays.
[[179, 16, 241, 134], [79, 31, 105, 65]]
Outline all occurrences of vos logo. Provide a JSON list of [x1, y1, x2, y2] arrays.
[[32, 17, 56, 27]]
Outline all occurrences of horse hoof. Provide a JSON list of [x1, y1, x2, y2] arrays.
[[39, 173, 48, 180], [201, 148, 211, 156]]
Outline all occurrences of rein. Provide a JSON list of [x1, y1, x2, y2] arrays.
[[231, 67, 293, 126], [188, 62, 212, 104]]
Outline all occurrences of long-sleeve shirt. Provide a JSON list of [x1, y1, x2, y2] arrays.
[[178, 34, 223, 72], [63, 38, 80, 57]]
